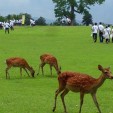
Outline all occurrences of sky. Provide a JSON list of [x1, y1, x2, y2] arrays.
[[0, 0, 113, 24]]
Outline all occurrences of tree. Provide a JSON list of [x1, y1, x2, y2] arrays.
[[52, 19, 61, 26], [24, 13, 31, 25], [52, 0, 105, 25], [82, 11, 93, 26], [19, 13, 31, 25], [6, 14, 12, 21], [0, 16, 5, 22], [35, 17, 46, 25]]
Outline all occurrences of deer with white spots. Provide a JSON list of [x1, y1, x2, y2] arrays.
[[53, 65, 113, 113], [37, 54, 61, 76], [6, 57, 35, 79]]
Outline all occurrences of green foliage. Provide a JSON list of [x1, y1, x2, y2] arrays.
[[82, 11, 93, 26], [52, 0, 105, 25], [24, 13, 31, 25], [0, 26, 113, 113], [35, 17, 46, 25], [0, 13, 31, 25], [0, 16, 5, 22], [17, 13, 31, 25]]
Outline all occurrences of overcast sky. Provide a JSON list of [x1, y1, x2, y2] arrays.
[[0, 0, 113, 24]]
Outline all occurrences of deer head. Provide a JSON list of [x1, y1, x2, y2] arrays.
[[98, 65, 113, 79]]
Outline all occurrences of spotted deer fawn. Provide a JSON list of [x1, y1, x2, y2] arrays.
[[6, 57, 35, 79], [53, 65, 113, 113], [37, 54, 61, 76]]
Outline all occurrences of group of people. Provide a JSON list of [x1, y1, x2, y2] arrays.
[[30, 19, 35, 26], [0, 18, 36, 34], [91, 22, 113, 43], [61, 17, 71, 25], [0, 20, 15, 34]]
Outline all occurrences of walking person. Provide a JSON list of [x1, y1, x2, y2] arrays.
[[30, 19, 35, 26], [4, 21, 10, 34], [111, 26, 113, 43], [66, 17, 71, 25], [92, 23, 98, 42], [107, 25, 111, 42], [10, 20, 14, 30], [103, 26, 109, 44], [98, 22, 104, 43]]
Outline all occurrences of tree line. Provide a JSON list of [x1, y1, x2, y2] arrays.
[[0, 0, 105, 26], [52, 0, 105, 25], [0, 13, 46, 26]]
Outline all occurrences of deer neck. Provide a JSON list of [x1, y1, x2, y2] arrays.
[[54, 64, 60, 74], [26, 65, 32, 72], [94, 74, 106, 89]]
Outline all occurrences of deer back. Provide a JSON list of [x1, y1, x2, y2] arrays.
[[58, 72, 97, 93], [58, 65, 113, 93], [6, 57, 29, 68], [40, 54, 51, 62]]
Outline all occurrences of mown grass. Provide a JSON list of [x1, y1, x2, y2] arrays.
[[0, 26, 113, 113]]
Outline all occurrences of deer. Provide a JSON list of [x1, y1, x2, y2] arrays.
[[5, 57, 35, 79], [37, 53, 61, 76], [53, 65, 113, 113]]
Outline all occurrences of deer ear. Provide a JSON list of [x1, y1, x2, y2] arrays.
[[98, 65, 104, 71]]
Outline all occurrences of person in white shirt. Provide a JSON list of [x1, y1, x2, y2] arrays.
[[30, 19, 35, 26], [98, 22, 104, 43], [4, 21, 10, 34], [66, 17, 71, 25], [0, 22, 3, 29], [107, 25, 111, 42], [103, 26, 109, 43], [92, 23, 98, 42], [111, 26, 113, 43], [10, 20, 14, 30]]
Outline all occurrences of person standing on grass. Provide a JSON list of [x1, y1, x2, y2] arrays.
[[10, 20, 14, 30], [30, 19, 35, 26], [103, 26, 109, 44], [66, 17, 71, 25], [92, 23, 98, 42], [111, 26, 113, 43], [107, 24, 111, 42], [0, 22, 3, 29], [98, 22, 104, 43], [4, 21, 10, 34]]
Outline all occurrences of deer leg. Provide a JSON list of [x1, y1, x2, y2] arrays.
[[37, 64, 41, 75], [53, 88, 65, 112], [6, 66, 11, 79], [79, 92, 84, 113], [20, 68, 22, 78], [91, 93, 101, 113], [60, 88, 69, 113], [23, 68, 30, 77], [6, 67, 8, 79], [50, 65, 52, 76], [41, 63, 45, 75]]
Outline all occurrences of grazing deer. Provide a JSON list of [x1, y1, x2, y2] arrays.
[[37, 54, 61, 76], [53, 65, 113, 113], [6, 57, 35, 79]]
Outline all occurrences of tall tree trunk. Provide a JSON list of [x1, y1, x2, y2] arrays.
[[70, 5, 75, 26]]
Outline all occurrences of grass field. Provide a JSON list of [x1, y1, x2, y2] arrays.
[[0, 26, 113, 113]]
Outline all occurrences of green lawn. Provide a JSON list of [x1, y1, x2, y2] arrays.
[[0, 26, 113, 113]]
